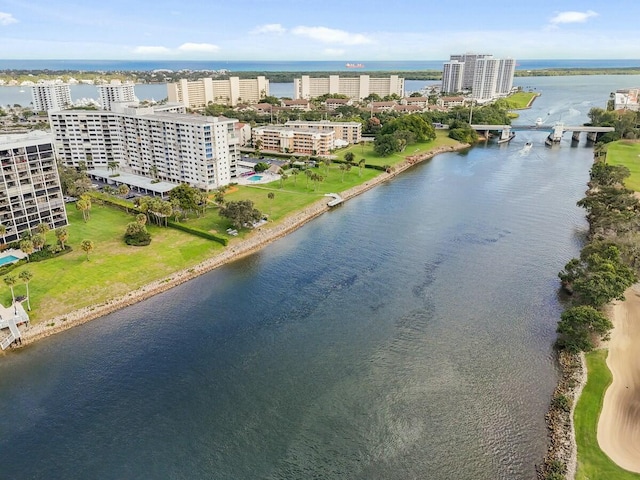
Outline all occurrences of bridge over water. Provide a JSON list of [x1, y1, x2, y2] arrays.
[[470, 123, 615, 144]]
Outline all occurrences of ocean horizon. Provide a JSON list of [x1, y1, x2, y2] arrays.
[[1, 59, 640, 72]]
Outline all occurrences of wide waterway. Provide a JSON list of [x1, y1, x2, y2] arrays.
[[1, 75, 639, 479]]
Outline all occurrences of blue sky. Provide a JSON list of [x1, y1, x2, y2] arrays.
[[0, 0, 638, 60]]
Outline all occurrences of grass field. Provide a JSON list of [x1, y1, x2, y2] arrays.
[[604, 140, 640, 191], [334, 130, 462, 168], [501, 91, 539, 110], [574, 350, 640, 480]]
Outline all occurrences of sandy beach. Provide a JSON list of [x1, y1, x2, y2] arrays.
[[597, 284, 640, 473], [10, 144, 466, 349]]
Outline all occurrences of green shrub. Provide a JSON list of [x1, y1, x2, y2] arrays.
[[166, 220, 228, 246]]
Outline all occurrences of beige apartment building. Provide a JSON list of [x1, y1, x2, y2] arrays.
[[0, 131, 68, 242], [284, 120, 362, 144], [167, 76, 269, 108], [252, 126, 334, 156], [294, 75, 404, 101]]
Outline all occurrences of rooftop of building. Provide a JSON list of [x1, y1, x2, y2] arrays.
[[0, 130, 52, 147], [87, 169, 176, 194]]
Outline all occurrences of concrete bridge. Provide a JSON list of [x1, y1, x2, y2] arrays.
[[470, 123, 615, 144]]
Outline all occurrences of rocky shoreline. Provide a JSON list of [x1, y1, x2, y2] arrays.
[[12, 143, 468, 349], [536, 351, 586, 479]]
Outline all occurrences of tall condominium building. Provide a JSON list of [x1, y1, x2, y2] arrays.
[[0, 131, 68, 243], [50, 104, 238, 191], [495, 58, 516, 95], [167, 76, 269, 108], [284, 120, 362, 144], [97, 80, 137, 111], [31, 82, 72, 112], [293, 75, 404, 101], [449, 53, 491, 90], [471, 57, 500, 102], [447, 53, 517, 102], [252, 126, 334, 156], [441, 60, 465, 94]]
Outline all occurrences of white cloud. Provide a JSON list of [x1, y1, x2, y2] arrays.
[[178, 42, 219, 53], [133, 45, 172, 55], [291, 26, 373, 45], [0, 12, 18, 26], [323, 48, 346, 56], [250, 23, 286, 35], [550, 10, 598, 24]]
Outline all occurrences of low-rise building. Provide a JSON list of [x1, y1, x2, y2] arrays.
[[614, 88, 640, 111], [437, 96, 467, 109], [252, 126, 334, 156], [0, 131, 68, 243], [284, 120, 362, 144]]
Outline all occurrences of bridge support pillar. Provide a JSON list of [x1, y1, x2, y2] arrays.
[[572, 131, 581, 142], [587, 131, 598, 142], [500, 126, 512, 141], [552, 124, 564, 142]]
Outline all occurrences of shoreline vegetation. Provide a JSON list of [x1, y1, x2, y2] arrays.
[[2, 67, 640, 84], [540, 140, 640, 480], [11, 142, 469, 349]]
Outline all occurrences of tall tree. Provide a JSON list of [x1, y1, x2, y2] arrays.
[[19, 239, 34, 262], [3, 275, 17, 304], [35, 222, 50, 243], [18, 270, 33, 311], [267, 192, 275, 216], [76, 195, 92, 222], [219, 200, 263, 230], [31, 234, 45, 252]]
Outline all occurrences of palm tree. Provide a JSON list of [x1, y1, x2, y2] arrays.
[[4, 275, 17, 304], [358, 159, 366, 177], [305, 169, 313, 189], [55, 227, 69, 250], [0, 223, 6, 244], [80, 240, 94, 261], [19, 239, 34, 262], [291, 168, 300, 186], [344, 152, 355, 165], [267, 192, 275, 216], [136, 213, 148, 225], [18, 270, 33, 311], [117, 184, 130, 197], [31, 233, 45, 251], [339, 163, 347, 182], [35, 222, 50, 244], [76, 196, 91, 222]]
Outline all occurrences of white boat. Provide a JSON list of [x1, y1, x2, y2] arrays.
[[535, 118, 543, 127], [524, 142, 532, 150]]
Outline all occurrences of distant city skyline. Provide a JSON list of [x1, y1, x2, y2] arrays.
[[0, 0, 638, 60]]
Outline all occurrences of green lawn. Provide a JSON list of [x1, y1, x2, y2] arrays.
[[334, 130, 462, 168], [501, 91, 539, 109], [1, 205, 223, 323], [605, 141, 640, 191], [575, 349, 640, 480]]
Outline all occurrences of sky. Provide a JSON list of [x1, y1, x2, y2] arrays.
[[0, 0, 639, 61]]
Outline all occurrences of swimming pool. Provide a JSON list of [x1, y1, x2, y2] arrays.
[[247, 175, 263, 182], [0, 255, 19, 267]]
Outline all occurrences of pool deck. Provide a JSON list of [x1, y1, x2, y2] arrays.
[[235, 172, 280, 185], [0, 248, 27, 265]]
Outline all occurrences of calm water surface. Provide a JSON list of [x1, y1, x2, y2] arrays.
[[0, 75, 636, 479]]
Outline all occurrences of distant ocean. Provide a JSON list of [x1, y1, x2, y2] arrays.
[[1, 59, 640, 72]]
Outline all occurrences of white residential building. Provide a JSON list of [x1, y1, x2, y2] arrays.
[[0, 131, 68, 242], [446, 53, 516, 101], [441, 60, 465, 94], [293, 75, 404, 101], [97, 80, 137, 111], [49, 104, 239, 191], [31, 82, 72, 112], [495, 58, 516, 96], [471, 57, 500, 102], [284, 120, 362, 144], [167, 76, 269, 108], [449, 53, 491, 90]]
